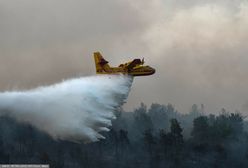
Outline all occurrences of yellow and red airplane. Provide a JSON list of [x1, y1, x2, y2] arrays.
[[93, 52, 155, 76]]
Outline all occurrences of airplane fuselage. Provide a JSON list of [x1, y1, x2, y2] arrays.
[[94, 52, 155, 77]]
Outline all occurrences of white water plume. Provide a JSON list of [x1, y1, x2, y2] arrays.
[[0, 75, 133, 142]]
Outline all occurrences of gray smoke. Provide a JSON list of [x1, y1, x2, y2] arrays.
[[0, 75, 133, 142]]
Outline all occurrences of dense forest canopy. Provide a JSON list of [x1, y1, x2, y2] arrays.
[[0, 103, 248, 168]]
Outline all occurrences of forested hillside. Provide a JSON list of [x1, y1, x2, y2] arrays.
[[0, 103, 248, 168]]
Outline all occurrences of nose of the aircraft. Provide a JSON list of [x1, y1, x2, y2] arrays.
[[151, 67, 156, 75]]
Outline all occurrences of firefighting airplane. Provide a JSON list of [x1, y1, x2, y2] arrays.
[[93, 52, 155, 76]]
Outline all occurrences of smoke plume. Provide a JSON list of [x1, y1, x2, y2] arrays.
[[0, 75, 133, 142]]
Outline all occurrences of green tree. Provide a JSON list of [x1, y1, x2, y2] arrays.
[[167, 119, 184, 164], [228, 113, 243, 137], [143, 129, 156, 156], [190, 104, 201, 118], [133, 103, 153, 136], [159, 129, 168, 157], [191, 116, 210, 142], [148, 104, 167, 130]]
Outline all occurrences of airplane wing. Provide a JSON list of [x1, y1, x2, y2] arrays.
[[126, 59, 142, 71]]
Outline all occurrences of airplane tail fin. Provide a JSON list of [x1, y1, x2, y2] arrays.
[[94, 52, 111, 73]]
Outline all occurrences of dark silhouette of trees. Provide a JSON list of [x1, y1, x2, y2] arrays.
[[148, 104, 167, 131], [191, 116, 209, 142], [143, 129, 156, 156], [167, 119, 184, 165], [40, 152, 50, 164], [133, 103, 153, 138], [119, 129, 129, 146], [0, 104, 248, 168], [159, 129, 168, 158]]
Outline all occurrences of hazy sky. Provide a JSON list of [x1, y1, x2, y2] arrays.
[[1, 0, 248, 114]]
